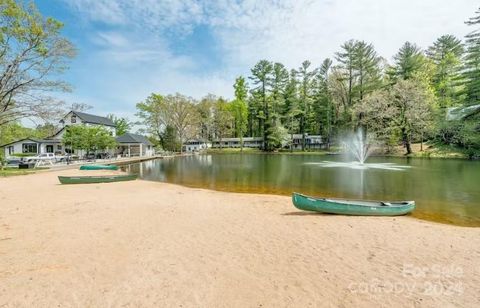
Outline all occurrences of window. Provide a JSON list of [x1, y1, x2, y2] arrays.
[[22, 143, 37, 153], [71, 115, 77, 123], [57, 145, 62, 150]]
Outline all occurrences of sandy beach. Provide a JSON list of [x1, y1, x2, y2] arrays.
[[0, 169, 479, 307]]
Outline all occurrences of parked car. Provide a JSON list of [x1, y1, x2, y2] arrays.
[[96, 152, 111, 159], [6, 158, 21, 167], [22, 153, 65, 163], [84, 153, 96, 161]]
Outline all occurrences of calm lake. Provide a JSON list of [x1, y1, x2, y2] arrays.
[[123, 154, 480, 227]]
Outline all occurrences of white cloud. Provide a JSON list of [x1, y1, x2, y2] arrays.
[[60, 0, 479, 121]]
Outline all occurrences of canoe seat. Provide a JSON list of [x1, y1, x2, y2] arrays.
[[380, 202, 392, 206]]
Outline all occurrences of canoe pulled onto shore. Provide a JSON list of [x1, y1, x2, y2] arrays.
[[292, 192, 415, 216], [79, 164, 118, 171], [58, 174, 137, 184]]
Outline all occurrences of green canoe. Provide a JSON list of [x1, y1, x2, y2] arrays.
[[58, 174, 137, 184], [292, 192, 415, 216], [79, 164, 118, 170]]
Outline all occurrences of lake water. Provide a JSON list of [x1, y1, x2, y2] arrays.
[[122, 154, 480, 227]]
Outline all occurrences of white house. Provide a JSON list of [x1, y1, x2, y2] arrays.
[[211, 137, 264, 149], [2, 111, 158, 158], [290, 134, 323, 150], [182, 139, 210, 152], [1, 111, 116, 157]]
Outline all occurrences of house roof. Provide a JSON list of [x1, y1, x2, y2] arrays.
[[116, 133, 153, 145], [71, 111, 116, 127], [0, 138, 61, 147]]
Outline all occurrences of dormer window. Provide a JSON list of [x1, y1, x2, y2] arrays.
[[71, 115, 77, 123]]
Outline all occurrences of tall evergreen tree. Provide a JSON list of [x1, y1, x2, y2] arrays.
[[249, 60, 273, 151], [427, 34, 464, 108], [283, 70, 301, 151], [462, 7, 480, 105], [335, 40, 357, 107], [312, 58, 334, 146], [353, 41, 382, 101], [296, 60, 317, 150], [271, 63, 289, 122], [393, 42, 426, 80], [230, 77, 249, 150]]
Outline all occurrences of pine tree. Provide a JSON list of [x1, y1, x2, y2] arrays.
[[312, 58, 334, 146], [283, 70, 301, 151], [393, 42, 426, 80], [249, 60, 273, 150], [271, 63, 289, 122], [427, 34, 464, 108], [335, 40, 357, 107], [462, 7, 480, 105], [353, 41, 382, 101], [296, 60, 317, 150]]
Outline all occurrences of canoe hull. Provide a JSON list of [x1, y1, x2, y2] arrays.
[[79, 165, 118, 171], [58, 174, 137, 184], [292, 193, 415, 216]]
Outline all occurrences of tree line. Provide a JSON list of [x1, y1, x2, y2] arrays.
[[136, 7, 480, 155]]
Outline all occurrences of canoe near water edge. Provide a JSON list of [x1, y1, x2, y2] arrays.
[[79, 164, 118, 170], [292, 192, 415, 216], [58, 174, 137, 184]]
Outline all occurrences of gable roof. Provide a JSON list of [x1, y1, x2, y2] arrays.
[[116, 133, 153, 145], [0, 138, 61, 147], [71, 111, 116, 127]]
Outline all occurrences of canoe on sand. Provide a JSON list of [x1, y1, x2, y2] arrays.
[[58, 174, 137, 184], [79, 164, 118, 170], [292, 192, 415, 216]]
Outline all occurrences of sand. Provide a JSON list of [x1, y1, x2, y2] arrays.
[[0, 169, 479, 307]]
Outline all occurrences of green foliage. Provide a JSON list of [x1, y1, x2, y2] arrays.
[[393, 42, 426, 80], [250, 60, 274, 150], [136, 93, 168, 141], [0, 122, 49, 146], [62, 125, 116, 153], [435, 118, 480, 154], [160, 125, 181, 152], [0, 0, 75, 125], [354, 79, 434, 154], [462, 7, 480, 104], [107, 114, 131, 136], [212, 97, 232, 144], [427, 35, 464, 108], [267, 121, 289, 150]]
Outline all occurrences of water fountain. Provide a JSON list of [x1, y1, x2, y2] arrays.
[[343, 128, 371, 164], [305, 128, 410, 171]]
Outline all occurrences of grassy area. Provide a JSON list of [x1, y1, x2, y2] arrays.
[[410, 143, 477, 159], [0, 167, 48, 177], [369, 142, 476, 159], [206, 147, 337, 155], [206, 148, 263, 154], [0, 168, 36, 177]]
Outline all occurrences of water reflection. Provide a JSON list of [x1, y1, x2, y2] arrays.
[[124, 154, 480, 227]]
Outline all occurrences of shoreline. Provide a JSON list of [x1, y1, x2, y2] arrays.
[[1, 170, 479, 306]]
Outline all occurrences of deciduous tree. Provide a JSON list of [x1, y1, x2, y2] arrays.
[[0, 0, 75, 126]]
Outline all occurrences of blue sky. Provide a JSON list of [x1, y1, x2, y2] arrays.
[[36, 0, 479, 123]]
